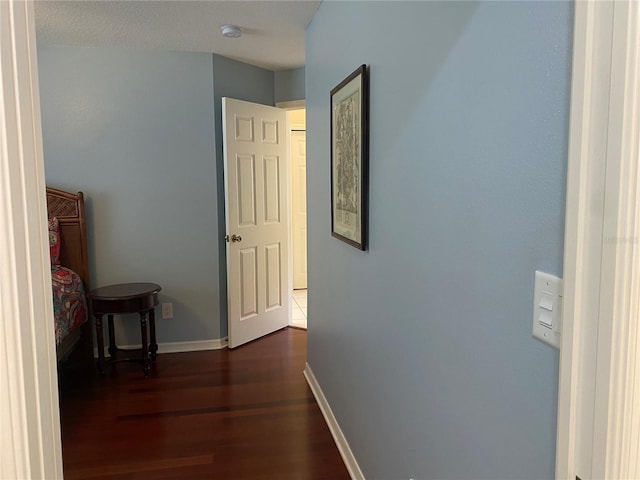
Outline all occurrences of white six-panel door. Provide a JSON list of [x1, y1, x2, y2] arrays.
[[223, 98, 290, 348]]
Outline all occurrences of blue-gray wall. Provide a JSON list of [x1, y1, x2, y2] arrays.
[[305, 2, 572, 478], [275, 67, 305, 103], [38, 46, 274, 344], [212, 54, 275, 338]]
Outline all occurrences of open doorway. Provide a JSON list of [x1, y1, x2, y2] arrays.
[[288, 108, 307, 329]]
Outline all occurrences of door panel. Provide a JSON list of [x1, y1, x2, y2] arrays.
[[239, 247, 258, 319], [235, 116, 254, 141], [223, 98, 289, 348], [265, 243, 282, 310], [262, 120, 278, 143], [263, 156, 281, 223], [237, 154, 257, 226]]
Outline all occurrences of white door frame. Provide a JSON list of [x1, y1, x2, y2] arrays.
[[556, 1, 640, 478], [0, 1, 64, 478], [276, 100, 306, 111], [290, 128, 307, 291], [278, 101, 306, 326]]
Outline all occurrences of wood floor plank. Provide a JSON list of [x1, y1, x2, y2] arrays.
[[67, 454, 215, 479], [59, 328, 350, 480]]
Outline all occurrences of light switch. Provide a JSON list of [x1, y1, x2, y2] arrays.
[[539, 293, 554, 312], [539, 310, 553, 328], [532, 271, 563, 349]]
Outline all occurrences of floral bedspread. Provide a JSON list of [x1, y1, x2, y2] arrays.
[[52, 266, 87, 345]]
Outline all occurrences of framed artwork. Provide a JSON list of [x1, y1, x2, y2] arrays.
[[330, 64, 369, 250]]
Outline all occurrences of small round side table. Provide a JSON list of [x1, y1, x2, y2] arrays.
[[89, 282, 161, 377]]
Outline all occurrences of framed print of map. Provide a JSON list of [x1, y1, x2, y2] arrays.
[[330, 64, 369, 250]]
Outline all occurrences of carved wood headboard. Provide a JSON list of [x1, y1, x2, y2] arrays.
[[46, 188, 90, 291]]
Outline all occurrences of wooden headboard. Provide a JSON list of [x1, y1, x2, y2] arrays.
[[46, 188, 90, 291]]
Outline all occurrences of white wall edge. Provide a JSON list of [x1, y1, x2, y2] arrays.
[[94, 337, 228, 358], [594, 1, 640, 477], [303, 363, 364, 480], [556, 2, 604, 478], [276, 99, 306, 110], [0, 2, 63, 478], [557, 1, 640, 478]]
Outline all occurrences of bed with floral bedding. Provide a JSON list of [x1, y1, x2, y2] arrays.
[[51, 263, 87, 345], [47, 188, 91, 362]]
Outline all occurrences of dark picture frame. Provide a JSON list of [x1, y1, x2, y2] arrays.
[[330, 64, 369, 250]]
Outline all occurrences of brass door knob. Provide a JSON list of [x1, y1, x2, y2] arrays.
[[231, 234, 242, 243]]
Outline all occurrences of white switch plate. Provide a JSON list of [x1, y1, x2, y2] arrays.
[[533, 271, 562, 349]]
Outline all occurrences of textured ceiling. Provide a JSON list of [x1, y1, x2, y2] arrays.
[[34, 1, 321, 71]]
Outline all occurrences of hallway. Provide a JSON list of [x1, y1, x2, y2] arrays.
[[59, 328, 348, 479]]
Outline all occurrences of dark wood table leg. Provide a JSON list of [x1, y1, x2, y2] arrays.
[[149, 308, 158, 361], [139, 311, 151, 377], [90, 283, 161, 378], [94, 313, 106, 376], [107, 314, 117, 358]]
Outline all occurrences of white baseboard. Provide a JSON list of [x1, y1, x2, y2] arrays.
[[156, 338, 228, 353], [94, 338, 228, 358], [303, 363, 364, 480]]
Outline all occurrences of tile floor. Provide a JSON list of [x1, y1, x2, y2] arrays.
[[291, 289, 307, 329]]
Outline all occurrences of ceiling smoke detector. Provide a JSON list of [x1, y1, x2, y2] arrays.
[[221, 25, 242, 38]]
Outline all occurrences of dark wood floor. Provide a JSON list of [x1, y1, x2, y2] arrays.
[[59, 328, 349, 480]]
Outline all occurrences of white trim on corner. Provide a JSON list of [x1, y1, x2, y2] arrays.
[[557, 1, 640, 478], [556, 2, 609, 478], [94, 338, 228, 358], [0, 2, 63, 478], [276, 99, 306, 110], [304, 363, 364, 480], [593, 1, 640, 477]]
